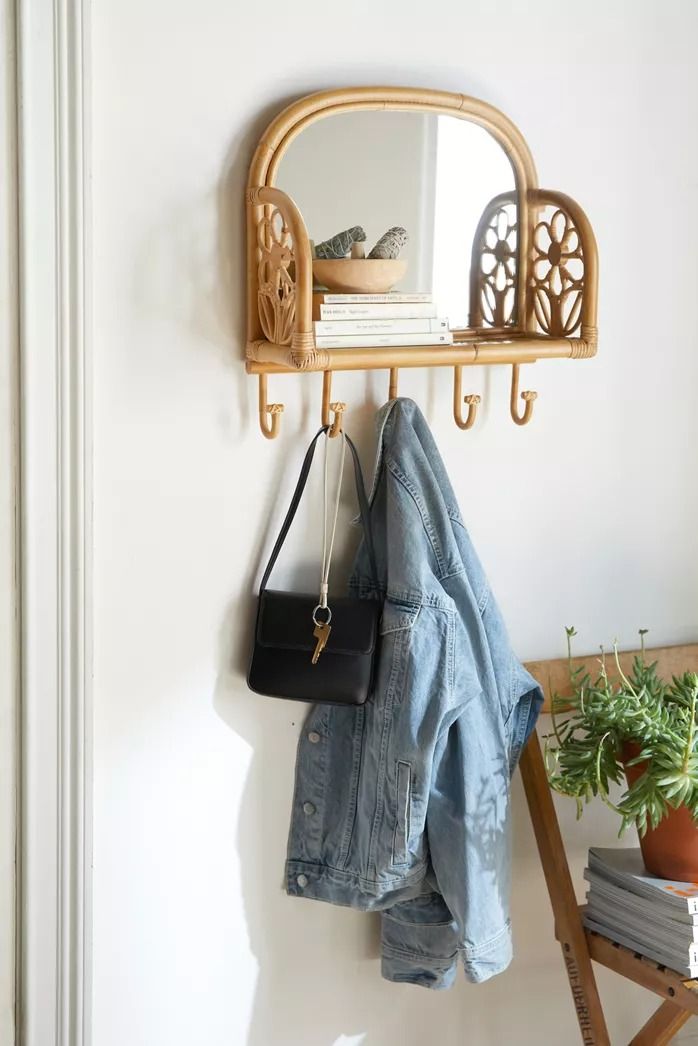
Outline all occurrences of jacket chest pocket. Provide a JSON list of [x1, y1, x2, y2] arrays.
[[392, 760, 413, 867]]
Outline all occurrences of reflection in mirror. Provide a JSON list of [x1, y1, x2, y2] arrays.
[[275, 111, 517, 330]]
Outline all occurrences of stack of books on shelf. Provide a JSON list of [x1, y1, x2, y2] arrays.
[[583, 846, 698, 978], [312, 292, 453, 348]]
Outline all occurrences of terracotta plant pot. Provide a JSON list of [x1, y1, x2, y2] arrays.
[[621, 741, 698, 881]]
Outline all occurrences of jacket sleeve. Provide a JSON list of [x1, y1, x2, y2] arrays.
[[380, 693, 517, 989], [427, 570, 542, 983], [381, 570, 542, 988]]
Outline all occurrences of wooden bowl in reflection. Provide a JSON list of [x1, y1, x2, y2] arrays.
[[312, 258, 407, 294]]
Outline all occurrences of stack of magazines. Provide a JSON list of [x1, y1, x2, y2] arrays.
[[583, 847, 698, 977], [312, 292, 453, 348]]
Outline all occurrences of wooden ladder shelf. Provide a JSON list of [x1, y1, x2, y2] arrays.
[[521, 642, 698, 1045]]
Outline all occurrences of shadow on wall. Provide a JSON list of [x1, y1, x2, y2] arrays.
[[210, 427, 384, 1045], [214, 595, 387, 1046], [211, 433, 389, 1045], [209, 413, 516, 1043], [211, 495, 528, 1046], [212, 149, 387, 1036]]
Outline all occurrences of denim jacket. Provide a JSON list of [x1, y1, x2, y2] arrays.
[[285, 398, 542, 988]]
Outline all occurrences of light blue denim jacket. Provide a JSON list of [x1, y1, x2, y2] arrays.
[[286, 398, 542, 988]]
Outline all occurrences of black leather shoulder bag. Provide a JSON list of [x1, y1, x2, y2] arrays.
[[247, 427, 381, 705]]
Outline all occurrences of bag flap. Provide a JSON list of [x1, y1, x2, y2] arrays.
[[257, 590, 379, 655]]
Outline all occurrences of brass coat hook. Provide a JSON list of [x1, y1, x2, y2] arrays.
[[453, 366, 481, 430], [258, 373, 284, 439], [321, 372, 346, 437], [509, 364, 537, 426]]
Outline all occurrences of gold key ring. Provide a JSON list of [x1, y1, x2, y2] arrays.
[[312, 604, 332, 627]]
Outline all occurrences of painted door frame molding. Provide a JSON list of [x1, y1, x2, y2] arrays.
[[0, 1, 20, 1041], [16, 0, 92, 1043]]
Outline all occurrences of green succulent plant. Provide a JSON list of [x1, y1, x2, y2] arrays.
[[545, 628, 698, 836]]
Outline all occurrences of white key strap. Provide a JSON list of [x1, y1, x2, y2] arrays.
[[316, 431, 346, 620]]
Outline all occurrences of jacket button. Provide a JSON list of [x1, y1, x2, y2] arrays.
[[303, 801, 316, 815], [296, 874, 308, 888], [308, 731, 321, 744]]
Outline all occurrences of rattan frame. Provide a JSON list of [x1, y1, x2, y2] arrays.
[[245, 87, 599, 437]]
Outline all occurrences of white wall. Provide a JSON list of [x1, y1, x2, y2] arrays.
[[90, 2, 698, 1044]]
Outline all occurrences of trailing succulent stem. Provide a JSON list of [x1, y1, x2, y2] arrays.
[[544, 629, 698, 837]]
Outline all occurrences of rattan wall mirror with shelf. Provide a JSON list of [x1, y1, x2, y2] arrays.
[[245, 86, 598, 438]]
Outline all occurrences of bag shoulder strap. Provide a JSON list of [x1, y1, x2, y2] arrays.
[[259, 426, 379, 593]]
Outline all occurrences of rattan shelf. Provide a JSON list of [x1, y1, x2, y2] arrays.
[[245, 86, 599, 438]]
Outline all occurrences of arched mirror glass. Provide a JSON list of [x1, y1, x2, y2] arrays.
[[274, 110, 518, 331]]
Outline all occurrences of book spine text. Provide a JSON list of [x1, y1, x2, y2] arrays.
[[314, 318, 448, 336], [319, 302, 438, 320], [314, 332, 454, 349]]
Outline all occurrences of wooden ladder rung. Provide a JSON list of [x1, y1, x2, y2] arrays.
[[629, 998, 693, 1046], [581, 919, 698, 1016]]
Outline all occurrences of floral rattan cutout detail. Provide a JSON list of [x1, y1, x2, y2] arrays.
[[532, 208, 585, 338], [257, 208, 296, 345], [475, 201, 518, 328]]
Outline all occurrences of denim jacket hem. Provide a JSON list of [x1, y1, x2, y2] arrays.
[[381, 943, 458, 990], [380, 928, 513, 990], [286, 858, 428, 910]]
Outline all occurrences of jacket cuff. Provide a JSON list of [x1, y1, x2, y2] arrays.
[[381, 907, 513, 988], [381, 944, 458, 990], [381, 906, 458, 990], [508, 681, 544, 774], [461, 923, 513, 983]]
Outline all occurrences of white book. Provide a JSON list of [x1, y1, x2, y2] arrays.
[[314, 331, 454, 349], [320, 292, 433, 304], [314, 318, 449, 337], [319, 302, 438, 320], [583, 913, 698, 978], [583, 870, 698, 926], [588, 847, 698, 914]]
